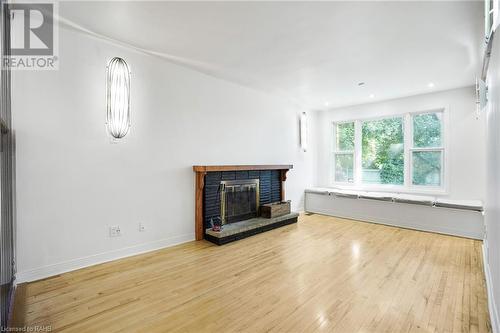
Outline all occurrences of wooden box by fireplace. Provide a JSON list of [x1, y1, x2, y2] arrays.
[[260, 201, 291, 218], [192, 165, 296, 244]]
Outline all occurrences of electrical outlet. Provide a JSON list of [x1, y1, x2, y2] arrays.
[[139, 222, 145, 232], [109, 225, 121, 237]]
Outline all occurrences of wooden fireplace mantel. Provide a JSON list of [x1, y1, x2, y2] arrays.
[[193, 165, 293, 241], [193, 165, 293, 172]]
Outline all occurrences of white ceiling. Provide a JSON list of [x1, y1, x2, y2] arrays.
[[59, 1, 483, 110]]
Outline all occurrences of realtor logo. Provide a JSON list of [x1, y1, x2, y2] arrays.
[[3, 2, 58, 70]]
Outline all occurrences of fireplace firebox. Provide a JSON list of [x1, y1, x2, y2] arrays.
[[220, 179, 259, 225]]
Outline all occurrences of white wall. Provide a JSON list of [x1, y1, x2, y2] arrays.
[[484, 31, 500, 332], [312, 86, 486, 200], [12, 26, 314, 282]]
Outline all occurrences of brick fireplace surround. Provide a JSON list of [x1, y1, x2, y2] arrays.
[[192, 165, 293, 241]]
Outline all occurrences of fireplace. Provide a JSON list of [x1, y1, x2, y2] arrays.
[[193, 165, 295, 243], [220, 179, 260, 224]]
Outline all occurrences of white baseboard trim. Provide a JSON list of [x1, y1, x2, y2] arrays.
[[483, 240, 500, 333], [16, 233, 194, 283]]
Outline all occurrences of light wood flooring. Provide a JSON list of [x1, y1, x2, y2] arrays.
[[14, 214, 491, 332]]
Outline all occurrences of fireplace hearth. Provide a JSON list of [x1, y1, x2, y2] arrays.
[[205, 212, 299, 245]]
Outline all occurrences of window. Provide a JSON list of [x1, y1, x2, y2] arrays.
[[333, 122, 354, 183], [332, 109, 446, 192], [411, 112, 443, 187], [361, 117, 404, 185]]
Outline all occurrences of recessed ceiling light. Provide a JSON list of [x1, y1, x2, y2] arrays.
[[428, 82, 435, 88], [358, 82, 365, 86], [369, 94, 375, 98], [324, 102, 330, 107]]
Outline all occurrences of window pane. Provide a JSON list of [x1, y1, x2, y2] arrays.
[[335, 153, 354, 183], [413, 113, 442, 148], [412, 151, 442, 186], [362, 117, 404, 185], [336, 122, 354, 151]]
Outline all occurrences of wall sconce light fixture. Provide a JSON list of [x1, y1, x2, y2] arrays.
[[106, 57, 131, 140], [300, 112, 308, 152]]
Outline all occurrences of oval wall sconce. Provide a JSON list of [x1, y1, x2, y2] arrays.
[[106, 57, 131, 140]]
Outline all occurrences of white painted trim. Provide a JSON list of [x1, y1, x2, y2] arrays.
[[404, 113, 412, 187], [16, 233, 194, 283], [483, 240, 500, 333], [354, 120, 362, 186]]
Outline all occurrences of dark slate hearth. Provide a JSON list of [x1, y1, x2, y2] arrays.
[[204, 212, 299, 245]]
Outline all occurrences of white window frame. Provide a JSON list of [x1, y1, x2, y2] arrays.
[[359, 114, 406, 190], [330, 107, 448, 195], [331, 121, 355, 184], [409, 110, 446, 192]]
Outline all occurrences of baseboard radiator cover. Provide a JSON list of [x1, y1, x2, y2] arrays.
[[305, 192, 484, 240]]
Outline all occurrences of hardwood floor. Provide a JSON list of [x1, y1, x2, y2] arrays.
[[16, 214, 490, 332]]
